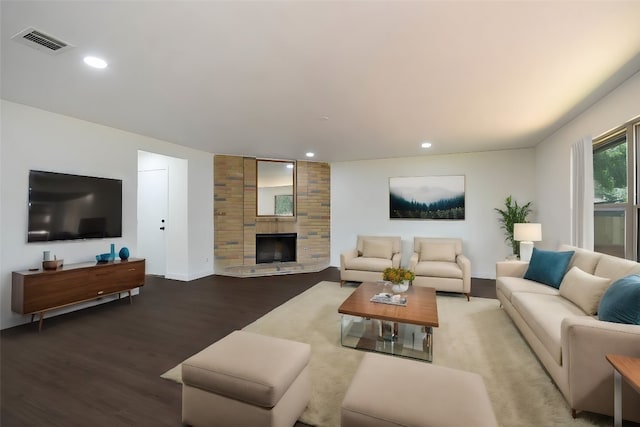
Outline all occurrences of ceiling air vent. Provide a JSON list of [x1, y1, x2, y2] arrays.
[[11, 27, 74, 55]]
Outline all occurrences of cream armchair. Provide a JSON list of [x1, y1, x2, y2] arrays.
[[408, 237, 471, 300], [340, 235, 402, 286]]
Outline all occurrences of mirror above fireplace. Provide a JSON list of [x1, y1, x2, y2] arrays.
[[257, 159, 295, 217]]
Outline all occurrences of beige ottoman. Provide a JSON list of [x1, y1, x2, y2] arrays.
[[181, 330, 311, 427], [342, 353, 498, 427]]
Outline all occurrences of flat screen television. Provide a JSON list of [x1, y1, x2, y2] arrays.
[[28, 170, 122, 242]]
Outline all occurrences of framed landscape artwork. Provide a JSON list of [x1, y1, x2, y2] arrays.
[[389, 175, 465, 220]]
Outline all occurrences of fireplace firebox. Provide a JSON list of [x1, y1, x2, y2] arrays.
[[256, 233, 297, 264]]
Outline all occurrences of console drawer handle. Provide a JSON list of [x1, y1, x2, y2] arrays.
[[97, 290, 104, 295]]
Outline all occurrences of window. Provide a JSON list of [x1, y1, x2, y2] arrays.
[[594, 134, 627, 203], [593, 119, 639, 260]]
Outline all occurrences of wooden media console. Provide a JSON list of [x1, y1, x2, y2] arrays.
[[12, 258, 145, 331]]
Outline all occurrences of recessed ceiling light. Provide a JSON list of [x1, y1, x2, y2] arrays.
[[83, 56, 107, 69], [305, 152, 315, 158], [421, 142, 432, 148]]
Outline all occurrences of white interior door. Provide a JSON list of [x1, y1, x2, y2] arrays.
[[138, 169, 168, 276]]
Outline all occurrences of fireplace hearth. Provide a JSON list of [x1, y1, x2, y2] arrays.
[[256, 233, 297, 264]]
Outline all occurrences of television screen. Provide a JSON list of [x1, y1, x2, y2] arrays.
[[28, 170, 122, 242]]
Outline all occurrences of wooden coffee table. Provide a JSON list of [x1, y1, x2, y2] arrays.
[[606, 354, 640, 427], [338, 282, 439, 361]]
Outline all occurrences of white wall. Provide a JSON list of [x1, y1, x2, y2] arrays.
[[535, 70, 640, 251], [331, 149, 536, 278], [0, 100, 213, 329]]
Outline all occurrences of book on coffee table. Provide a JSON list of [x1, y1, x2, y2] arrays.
[[370, 293, 407, 306]]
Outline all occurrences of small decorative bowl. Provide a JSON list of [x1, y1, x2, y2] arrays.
[[43, 259, 64, 270], [96, 253, 111, 263]]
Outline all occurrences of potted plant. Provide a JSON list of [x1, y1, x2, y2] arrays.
[[383, 267, 416, 293], [494, 195, 532, 258]]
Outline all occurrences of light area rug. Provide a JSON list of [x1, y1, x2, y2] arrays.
[[161, 281, 613, 427]]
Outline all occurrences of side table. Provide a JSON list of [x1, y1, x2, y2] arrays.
[[606, 354, 640, 427]]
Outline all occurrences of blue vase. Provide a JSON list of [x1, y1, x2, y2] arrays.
[[119, 247, 130, 261], [109, 243, 116, 261]]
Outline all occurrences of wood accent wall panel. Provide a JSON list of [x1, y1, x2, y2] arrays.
[[296, 161, 331, 265], [214, 155, 245, 271], [243, 157, 257, 265]]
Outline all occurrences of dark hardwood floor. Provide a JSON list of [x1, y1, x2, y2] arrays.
[[1, 269, 495, 427]]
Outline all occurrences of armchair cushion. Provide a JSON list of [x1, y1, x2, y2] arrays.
[[419, 242, 456, 262], [345, 257, 392, 273], [356, 236, 401, 256], [414, 261, 463, 279], [362, 239, 392, 260]]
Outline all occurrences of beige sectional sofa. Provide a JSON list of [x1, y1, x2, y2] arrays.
[[496, 244, 640, 422]]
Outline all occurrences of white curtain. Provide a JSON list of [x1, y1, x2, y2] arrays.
[[570, 137, 594, 250]]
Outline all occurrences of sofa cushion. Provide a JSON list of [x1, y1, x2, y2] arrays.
[[523, 248, 574, 288], [362, 239, 392, 260], [414, 261, 463, 279], [511, 292, 587, 365], [558, 244, 601, 275], [345, 257, 392, 272], [559, 267, 611, 315], [496, 276, 560, 302], [598, 274, 640, 325], [594, 254, 640, 283], [419, 242, 456, 262]]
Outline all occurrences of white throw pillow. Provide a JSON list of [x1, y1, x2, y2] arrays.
[[419, 242, 456, 262], [559, 266, 611, 315], [362, 239, 393, 260]]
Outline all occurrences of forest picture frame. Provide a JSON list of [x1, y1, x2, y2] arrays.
[[389, 175, 465, 220]]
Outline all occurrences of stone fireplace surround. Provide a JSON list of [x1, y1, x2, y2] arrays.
[[213, 155, 330, 277]]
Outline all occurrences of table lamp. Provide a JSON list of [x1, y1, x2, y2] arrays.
[[514, 223, 542, 262]]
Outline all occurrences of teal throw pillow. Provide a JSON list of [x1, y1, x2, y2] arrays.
[[523, 248, 574, 288], [598, 274, 640, 325]]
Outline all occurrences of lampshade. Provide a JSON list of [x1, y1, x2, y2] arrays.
[[514, 223, 542, 242]]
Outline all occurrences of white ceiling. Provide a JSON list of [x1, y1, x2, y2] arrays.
[[2, 1, 639, 163]]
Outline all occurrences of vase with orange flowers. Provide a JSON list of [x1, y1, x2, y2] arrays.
[[382, 267, 415, 293]]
